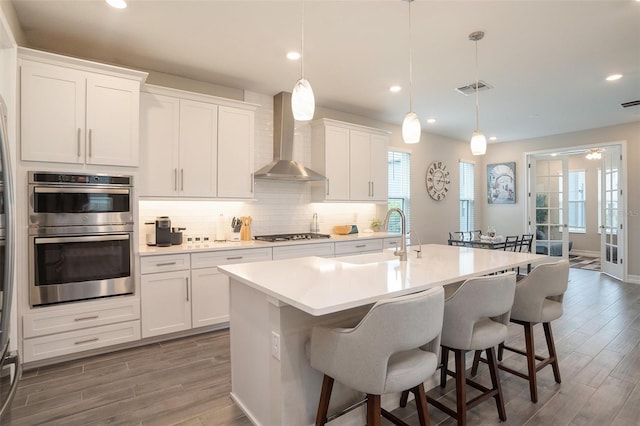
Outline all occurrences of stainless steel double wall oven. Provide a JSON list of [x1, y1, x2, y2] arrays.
[[29, 172, 134, 307]]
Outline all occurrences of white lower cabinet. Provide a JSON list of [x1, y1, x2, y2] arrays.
[[140, 248, 272, 338], [334, 239, 384, 256], [384, 236, 403, 250], [191, 267, 229, 328], [141, 269, 191, 338], [22, 298, 141, 363], [272, 242, 335, 260]]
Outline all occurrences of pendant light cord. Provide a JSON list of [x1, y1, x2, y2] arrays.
[[408, 0, 414, 112], [474, 38, 480, 131], [300, 0, 305, 80]]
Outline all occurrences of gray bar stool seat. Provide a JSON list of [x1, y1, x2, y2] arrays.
[[417, 272, 516, 426], [309, 287, 445, 426]]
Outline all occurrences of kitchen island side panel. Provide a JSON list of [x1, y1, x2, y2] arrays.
[[230, 277, 388, 425]]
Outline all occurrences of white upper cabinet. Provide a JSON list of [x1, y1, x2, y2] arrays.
[[139, 85, 256, 198], [179, 99, 218, 197], [311, 123, 350, 201], [19, 49, 147, 167], [217, 106, 254, 198], [349, 130, 388, 201], [139, 93, 180, 196], [311, 119, 389, 202]]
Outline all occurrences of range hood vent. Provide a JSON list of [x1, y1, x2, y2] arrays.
[[621, 100, 640, 108], [455, 80, 492, 96], [254, 92, 326, 182]]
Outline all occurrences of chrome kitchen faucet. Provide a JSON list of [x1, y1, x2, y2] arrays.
[[384, 208, 407, 261]]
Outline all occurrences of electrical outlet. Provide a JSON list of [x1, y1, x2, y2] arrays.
[[271, 331, 281, 360]]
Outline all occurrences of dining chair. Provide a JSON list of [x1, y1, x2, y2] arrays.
[[504, 235, 520, 251], [518, 234, 534, 253], [471, 260, 569, 403], [517, 233, 534, 275], [310, 287, 445, 426], [469, 230, 483, 240], [419, 272, 516, 425], [449, 231, 467, 242]]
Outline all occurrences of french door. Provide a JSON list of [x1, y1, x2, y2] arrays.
[[601, 146, 623, 279], [529, 155, 570, 259]]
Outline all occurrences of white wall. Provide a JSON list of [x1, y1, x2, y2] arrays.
[[481, 122, 640, 276]]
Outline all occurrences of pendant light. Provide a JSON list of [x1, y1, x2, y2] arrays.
[[469, 30, 486, 156], [402, 0, 421, 144], [291, 0, 315, 121]]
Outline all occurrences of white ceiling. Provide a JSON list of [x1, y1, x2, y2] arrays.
[[9, 0, 640, 143]]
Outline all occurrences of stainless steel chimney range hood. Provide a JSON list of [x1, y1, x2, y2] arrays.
[[253, 92, 326, 182]]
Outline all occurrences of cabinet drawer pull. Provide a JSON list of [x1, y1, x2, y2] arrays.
[[326, 179, 330, 196], [74, 315, 99, 322], [156, 261, 177, 267], [388, 242, 397, 246], [186, 277, 190, 301], [181, 169, 184, 191], [74, 337, 99, 345], [226, 256, 243, 260], [355, 244, 366, 248], [371, 181, 374, 197], [174, 168, 178, 191]]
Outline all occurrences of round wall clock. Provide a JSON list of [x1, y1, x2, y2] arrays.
[[426, 161, 451, 201]]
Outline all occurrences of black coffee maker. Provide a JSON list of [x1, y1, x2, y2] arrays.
[[155, 216, 172, 247]]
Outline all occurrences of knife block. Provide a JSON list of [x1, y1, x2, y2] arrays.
[[240, 224, 251, 241]]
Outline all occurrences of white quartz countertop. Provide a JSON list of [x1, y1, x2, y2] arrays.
[[137, 231, 401, 256], [219, 244, 547, 316]]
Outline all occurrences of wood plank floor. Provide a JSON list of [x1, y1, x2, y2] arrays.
[[5, 268, 640, 425]]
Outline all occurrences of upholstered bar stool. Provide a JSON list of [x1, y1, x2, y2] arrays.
[[472, 259, 569, 403], [424, 272, 516, 426], [309, 287, 445, 426]]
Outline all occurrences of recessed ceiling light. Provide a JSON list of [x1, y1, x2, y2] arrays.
[[606, 74, 623, 81], [106, 0, 127, 9], [426, 118, 436, 124], [389, 85, 401, 93], [551, 153, 558, 157], [489, 136, 497, 141], [286, 51, 301, 60]]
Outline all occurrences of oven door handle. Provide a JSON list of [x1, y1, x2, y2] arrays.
[[33, 187, 130, 195], [35, 234, 130, 244]]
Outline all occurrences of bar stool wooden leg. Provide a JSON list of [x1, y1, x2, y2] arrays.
[[440, 347, 450, 388], [498, 342, 505, 361], [367, 394, 382, 426], [315, 375, 334, 426], [544, 322, 561, 383], [414, 384, 431, 426], [523, 322, 538, 403], [486, 347, 507, 421], [455, 349, 467, 426], [470, 350, 482, 376]]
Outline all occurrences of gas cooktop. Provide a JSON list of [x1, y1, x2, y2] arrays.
[[254, 233, 331, 242]]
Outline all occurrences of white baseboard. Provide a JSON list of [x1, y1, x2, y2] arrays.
[[627, 274, 640, 284]]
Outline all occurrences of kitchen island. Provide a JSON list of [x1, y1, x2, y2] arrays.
[[219, 244, 546, 426]]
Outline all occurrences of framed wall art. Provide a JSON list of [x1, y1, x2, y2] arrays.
[[487, 162, 516, 204]]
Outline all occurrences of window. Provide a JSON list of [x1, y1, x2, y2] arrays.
[[388, 150, 411, 234], [567, 170, 586, 232], [459, 161, 475, 232]]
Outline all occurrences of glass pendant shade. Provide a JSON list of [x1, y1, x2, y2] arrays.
[[291, 78, 315, 121], [470, 131, 487, 155], [402, 112, 421, 144]]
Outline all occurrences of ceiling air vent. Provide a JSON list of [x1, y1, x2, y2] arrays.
[[621, 100, 640, 108], [455, 80, 493, 96]]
